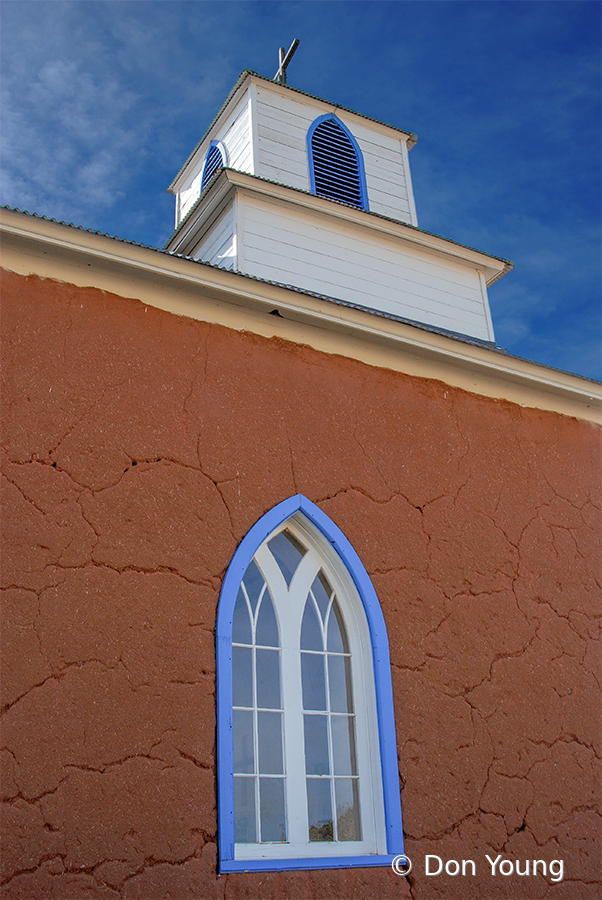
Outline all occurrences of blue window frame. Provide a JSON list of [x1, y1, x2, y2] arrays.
[[307, 114, 369, 210], [200, 140, 226, 192], [216, 494, 404, 872]]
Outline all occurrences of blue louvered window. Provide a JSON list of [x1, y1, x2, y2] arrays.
[[307, 115, 368, 210], [201, 140, 226, 192]]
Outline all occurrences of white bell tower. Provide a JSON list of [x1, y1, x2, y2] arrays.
[[165, 57, 511, 344]]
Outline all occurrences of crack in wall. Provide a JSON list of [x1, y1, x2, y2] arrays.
[[2, 272, 600, 899]]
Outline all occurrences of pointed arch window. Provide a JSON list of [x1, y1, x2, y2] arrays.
[[307, 115, 369, 210], [217, 495, 404, 872], [200, 140, 226, 192]]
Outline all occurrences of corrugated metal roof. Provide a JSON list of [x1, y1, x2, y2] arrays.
[[164, 167, 514, 278], [2, 204, 600, 387], [167, 69, 419, 192]]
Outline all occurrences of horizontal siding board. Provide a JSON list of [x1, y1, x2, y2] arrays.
[[239, 197, 489, 338], [180, 172, 203, 219], [257, 123, 307, 150], [245, 204, 483, 295], [369, 184, 410, 206], [244, 233, 484, 326], [222, 103, 252, 172], [244, 226, 484, 310], [367, 193, 411, 222], [239, 250, 470, 324], [257, 137, 307, 169], [245, 251, 485, 335]]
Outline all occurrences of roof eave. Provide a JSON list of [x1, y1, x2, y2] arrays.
[[165, 168, 513, 284]]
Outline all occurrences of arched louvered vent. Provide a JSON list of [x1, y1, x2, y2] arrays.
[[201, 141, 225, 192], [308, 115, 368, 210]]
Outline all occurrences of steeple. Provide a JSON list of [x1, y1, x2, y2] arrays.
[[165, 68, 511, 344]]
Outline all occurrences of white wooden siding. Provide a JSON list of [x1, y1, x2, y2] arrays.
[[255, 87, 311, 192], [254, 85, 415, 224], [223, 96, 253, 173], [175, 78, 417, 229], [238, 195, 494, 341], [351, 120, 413, 224], [192, 203, 236, 270], [177, 93, 253, 225]]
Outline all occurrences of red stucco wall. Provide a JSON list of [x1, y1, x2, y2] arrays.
[[2, 271, 600, 899]]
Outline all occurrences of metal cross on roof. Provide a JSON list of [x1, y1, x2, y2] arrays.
[[274, 38, 299, 85]]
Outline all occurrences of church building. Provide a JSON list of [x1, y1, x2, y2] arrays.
[[1, 61, 600, 900]]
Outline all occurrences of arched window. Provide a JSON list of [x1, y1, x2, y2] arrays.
[[307, 114, 369, 210], [200, 140, 226, 192], [217, 495, 404, 872]]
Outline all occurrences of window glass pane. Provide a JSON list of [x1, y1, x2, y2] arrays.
[[301, 653, 327, 710], [256, 648, 281, 709], [255, 590, 279, 647], [312, 571, 332, 620], [234, 776, 257, 843], [232, 646, 253, 708], [335, 779, 361, 841], [303, 714, 330, 776], [327, 599, 349, 653], [243, 560, 265, 614], [258, 711, 284, 774], [232, 589, 252, 644], [331, 716, 357, 776], [259, 778, 287, 843], [300, 599, 323, 651], [328, 655, 353, 713], [268, 530, 306, 586], [307, 778, 333, 841], [233, 709, 254, 774]]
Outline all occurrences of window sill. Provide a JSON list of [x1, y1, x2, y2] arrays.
[[219, 853, 400, 873]]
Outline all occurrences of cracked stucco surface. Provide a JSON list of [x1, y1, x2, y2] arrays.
[[1, 271, 600, 900]]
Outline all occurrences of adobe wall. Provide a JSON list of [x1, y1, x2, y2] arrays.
[[1, 270, 600, 900]]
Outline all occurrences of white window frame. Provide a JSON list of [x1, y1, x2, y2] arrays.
[[217, 494, 405, 872]]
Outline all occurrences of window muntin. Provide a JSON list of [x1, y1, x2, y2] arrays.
[[217, 495, 404, 872], [231, 524, 381, 860], [307, 114, 369, 210], [301, 574, 361, 843], [232, 564, 286, 844]]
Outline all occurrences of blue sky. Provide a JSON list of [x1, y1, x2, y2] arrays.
[[1, 1, 600, 380]]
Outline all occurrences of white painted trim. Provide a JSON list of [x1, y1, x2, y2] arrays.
[[479, 271, 496, 344], [235, 192, 244, 272], [1, 208, 599, 424], [400, 138, 418, 228], [249, 82, 259, 177], [168, 173, 235, 258]]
